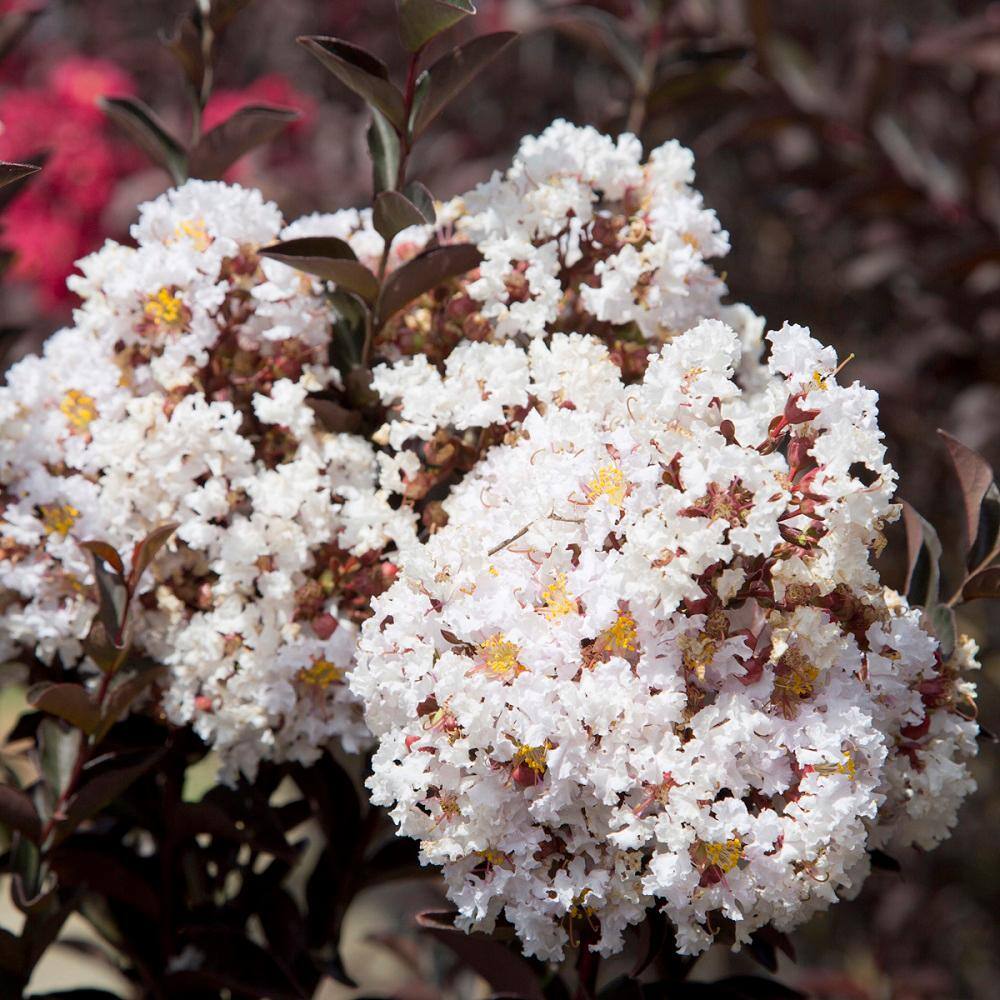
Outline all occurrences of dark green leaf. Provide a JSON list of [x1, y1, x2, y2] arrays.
[[938, 430, 1000, 572], [99, 97, 188, 185], [412, 32, 518, 137], [189, 105, 300, 179], [367, 108, 401, 193], [405, 181, 436, 223], [129, 522, 178, 592], [376, 242, 481, 328], [901, 501, 941, 608], [37, 719, 83, 808], [261, 237, 379, 302], [0, 785, 41, 844], [397, 0, 475, 52], [298, 37, 406, 131], [962, 566, 1000, 601], [373, 190, 428, 243], [27, 684, 101, 736]]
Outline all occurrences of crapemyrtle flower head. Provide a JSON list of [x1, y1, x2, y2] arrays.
[[354, 321, 978, 960], [0, 181, 416, 779]]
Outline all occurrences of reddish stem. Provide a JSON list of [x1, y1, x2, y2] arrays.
[[574, 930, 602, 1000]]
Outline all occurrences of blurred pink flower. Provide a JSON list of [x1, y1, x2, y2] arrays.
[[0, 56, 139, 307]]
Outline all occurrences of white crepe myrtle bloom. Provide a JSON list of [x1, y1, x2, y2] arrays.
[[455, 119, 729, 342], [354, 322, 979, 961], [0, 181, 414, 779]]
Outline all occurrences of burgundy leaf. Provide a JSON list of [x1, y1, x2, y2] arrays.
[[373, 189, 429, 243], [962, 565, 1000, 601], [0, 785, 41, 844], [298, 36, 406, 131], [189, 105, 300, 180], [939, 430, 1000, 571], [412, 32, 518, 137], [27, 683, 101, 736], [901, 500, 941, 608], [376, 242, 481, 328], [98, 97, 188, 185], [129, 522, 178, 592], [261, 237, 379, 303], [415, 910, 543, 998], [397, 0, 475, 52]]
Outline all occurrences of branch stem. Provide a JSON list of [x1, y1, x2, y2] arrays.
[[626, 3, 666, 136]]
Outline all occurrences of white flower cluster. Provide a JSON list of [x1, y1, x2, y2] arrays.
[[354, 321, 979, 960], [0, 181, 415, 778], [0, 121, 980, 960], [455, 119, 729, 341]]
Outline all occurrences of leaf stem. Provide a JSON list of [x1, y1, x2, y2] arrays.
[[369, 46, 425, 362], [38, 669, 115, 848], [626, 2, 666, 136], [574, 935, 601, 1000], [945, 541, 1000, 607]]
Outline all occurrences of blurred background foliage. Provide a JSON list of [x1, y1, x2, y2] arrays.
[[1, 1, 997, 997]]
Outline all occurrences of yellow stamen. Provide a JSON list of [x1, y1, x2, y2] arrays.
[[297, 658, 345, 688], [812, 353, 856, 391], [568, 888, 597, 919], [703, 837, 742, 873], [475, 848, 514, 871], [773, 649, 820, 698], [59, 389, 97, 431], [144, 287, 186, 328], [173, 218, 211, 251], [540, 573, 575, 619], [513, 742, 550, 774], [479, 633, 526, 679], [586, 463, 627, 507], [40, 503, 79, 537], [817, 752, 856, 780], [602, 610, 638, 652]]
